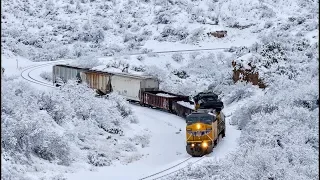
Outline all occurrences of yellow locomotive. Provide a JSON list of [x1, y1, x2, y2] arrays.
[[186, 109, 226, 157]]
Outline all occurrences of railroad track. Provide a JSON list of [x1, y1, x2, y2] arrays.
[[20, 60, 67, 88], [138, 155, 207, 180]]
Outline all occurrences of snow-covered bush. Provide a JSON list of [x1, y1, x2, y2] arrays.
[[131, 65, 146, 72], [190, 8, 206, 24], [2, 78, 147, 179], [171, 53, 184, 62], [189, 51, 201, 60], [222, 82, 258, 105], [143, 65, 167, 82], [185, 27, 205, 44], [87, 152, 112, 167], [156, 25, 189, 42], [72, 42, 90, 57], [153, 10, 173, 24], [136, 55, 145, 61], [72, 55, 103, 68], [130, 134, 151, 148], [40, 71, 53, 82], [172, 70, 189, 79]]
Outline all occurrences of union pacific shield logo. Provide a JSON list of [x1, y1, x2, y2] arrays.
[[187, 130, 211, 137]]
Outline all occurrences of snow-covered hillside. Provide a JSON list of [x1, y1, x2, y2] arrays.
[[1, 0, 261, 62], [162, 0, 319, 179], [1, 75, 153, 179], [1, 0, 319, 179]]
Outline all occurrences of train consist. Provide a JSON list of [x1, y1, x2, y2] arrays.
[[53, 64, 225, 156]]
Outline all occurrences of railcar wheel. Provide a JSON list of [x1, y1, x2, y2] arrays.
[[214, 139, 217, 147]]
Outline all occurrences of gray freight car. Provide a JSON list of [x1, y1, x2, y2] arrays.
[[52, 65, 89, 85]]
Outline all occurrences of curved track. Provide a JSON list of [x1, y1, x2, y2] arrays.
[[20, 60, 67, 88], [138, 156, 207, 180]]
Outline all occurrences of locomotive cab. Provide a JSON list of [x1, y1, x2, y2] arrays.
[[185, 111, 217, 157]]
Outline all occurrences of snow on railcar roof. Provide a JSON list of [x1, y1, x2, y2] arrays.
[[177, 101, 195, 110], [156, 93, 177, 98], [108, 71, 156, 79], [54, 64, 90, 70], [55, 64, 156, 80]]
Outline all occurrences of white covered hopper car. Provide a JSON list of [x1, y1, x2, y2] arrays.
[[111, 72, 159, 101]]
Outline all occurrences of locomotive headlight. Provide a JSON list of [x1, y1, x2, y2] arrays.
[[196, 123, 201, 129], [202, 142, 208, 148], [191, 143, 195, 147]]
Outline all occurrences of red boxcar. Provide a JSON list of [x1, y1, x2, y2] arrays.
[[140, 91, 189, 112], [172, 101, 195, 118]]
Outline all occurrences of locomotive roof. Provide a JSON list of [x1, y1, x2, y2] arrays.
[[188, 109, 217, 117]]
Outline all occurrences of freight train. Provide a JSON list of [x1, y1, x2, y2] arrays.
[[52, 64, 225, 156]]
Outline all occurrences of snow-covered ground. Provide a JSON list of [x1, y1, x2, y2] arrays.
[[2, 54, 241, 180], [2, 0, 318, 179], [65, 105, 187, 180]]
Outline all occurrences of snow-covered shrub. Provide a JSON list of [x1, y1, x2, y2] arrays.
[[72, 42, 90, 57], [121, 153, 143, 164], [189, 51, 201, 60], [136, 55, 145, 61], [130, 134, 150, 148], [40, 71, 52, 82], [2, 80, 72, 167], [222, 82, 258, 105], [2, 78, 147, 178], [107, 93, 133, 118], [72, 55, 103, 68], [156, 25, 189, 42], [185, 27, 205, 44], [131, 65, 146, 72], [172, 70, 189, 79], [87, 152, 112, 166], [153, 10, 173, 24], [190, 8, 206, 24], [171, 53, 184, 62], [140, 48, 153, 54], [144, 65, 167, 82]]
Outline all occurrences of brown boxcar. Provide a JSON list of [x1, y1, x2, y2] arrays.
[[140, 91, 189, 112], [80, 70, 113, 95]]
